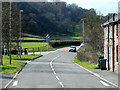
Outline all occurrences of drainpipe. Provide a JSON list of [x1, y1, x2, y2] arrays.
[[112, 14, 115, 72], [107, 16, 110, 70]]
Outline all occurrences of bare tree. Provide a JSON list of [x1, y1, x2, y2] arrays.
[[2, 2, 20, 55]]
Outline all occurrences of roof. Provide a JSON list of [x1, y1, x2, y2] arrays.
[[102, 14, 120, 27]]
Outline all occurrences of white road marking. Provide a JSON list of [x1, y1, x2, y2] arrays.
[[12, 81, 18, 86], [56, 76, 60, 81], [50, 52, 65, 88], [26, 61, 31, 63], [53, 71, 56, 75], [74, 62, 119, 88], [100, 81, 110, 87], [52, 68, 54, 71], [4, 71, 19, 88], [59, 81, 64, 88]]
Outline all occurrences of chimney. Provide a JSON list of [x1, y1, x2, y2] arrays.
[[118, 1, 120, 13]]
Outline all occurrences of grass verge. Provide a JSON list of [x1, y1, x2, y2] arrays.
[[3, 54, 42, 60], [0, 54, 42, 74], [74, 56, 98, 69], [0, 59, 26, 74]]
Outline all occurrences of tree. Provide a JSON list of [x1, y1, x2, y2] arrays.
[[2, 2, 20, 55], [85, 11, 104, 54]]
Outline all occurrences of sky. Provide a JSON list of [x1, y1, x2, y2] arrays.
[[62, 0, 120, 16]]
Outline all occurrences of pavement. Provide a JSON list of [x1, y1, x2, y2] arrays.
[[0, 47, 119, 88], [90, 69, 118, 87]]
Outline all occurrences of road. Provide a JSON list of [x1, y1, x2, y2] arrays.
[[7, 48, 114, 88]]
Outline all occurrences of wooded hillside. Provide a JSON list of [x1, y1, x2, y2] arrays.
[[15, 2, 106, 37]]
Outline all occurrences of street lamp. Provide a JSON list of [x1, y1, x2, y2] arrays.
[[19, 10, 23, 59]]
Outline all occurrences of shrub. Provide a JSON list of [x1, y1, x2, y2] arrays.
[[77, 44, 103, 64]]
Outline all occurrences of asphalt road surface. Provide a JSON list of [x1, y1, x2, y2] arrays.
[[7, 49, 114, 88]]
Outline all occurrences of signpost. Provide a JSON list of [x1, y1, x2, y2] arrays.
[[46, 34, 50, 49]]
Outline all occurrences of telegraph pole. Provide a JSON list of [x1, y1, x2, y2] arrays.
[[9, 0, 12, 64], [82, 20, 85, 44], [0, 1, 2, 65]]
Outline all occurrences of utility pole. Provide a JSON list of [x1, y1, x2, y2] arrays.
[[19, 10, 23, 59], [82, 19, 85, 44], [0, 1, 2, 65], [9, 0, 12, 64]]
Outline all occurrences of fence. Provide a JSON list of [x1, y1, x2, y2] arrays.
[[22, 45, 48, 55]]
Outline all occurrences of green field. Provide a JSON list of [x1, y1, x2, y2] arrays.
[[52, 36, 83, 39], [74, 56, 98, 69], [22, 37, 45, 40], [12, 42, 63, 52], [21, 42, 47, 49]]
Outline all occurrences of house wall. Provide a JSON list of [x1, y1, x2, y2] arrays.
[[118, 14, 120, 74], [104, 23, 119, 73]]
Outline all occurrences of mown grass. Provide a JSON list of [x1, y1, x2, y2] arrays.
[[74, 56, 98, 69], [21, 42, 47, 49], [12, 42, 68, 52], [52, 36, 83, 39], [0, 59, 25, 74], [3, 54, 42, 60], [22, 37, 45, 40]]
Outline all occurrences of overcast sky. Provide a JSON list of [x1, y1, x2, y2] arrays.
[[62, 0, 120, 16]]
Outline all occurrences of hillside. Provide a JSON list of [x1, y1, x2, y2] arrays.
[[15, 2, 106, 37]]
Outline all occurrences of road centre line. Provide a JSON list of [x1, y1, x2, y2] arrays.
[[50, 52, 65, 88], [56, 76, 60, 81], [53, 71, 56, 75], [59, 81, 64, 88], [52, 68, 54, 71]]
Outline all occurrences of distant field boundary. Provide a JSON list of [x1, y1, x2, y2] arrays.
[[11, 39, 83, 42], [49, 40, 83, 47], [11, 40, 46, 42]]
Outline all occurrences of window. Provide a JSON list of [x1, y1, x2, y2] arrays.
[[116, 45, 118, 62], [116, 24, 118, 36]]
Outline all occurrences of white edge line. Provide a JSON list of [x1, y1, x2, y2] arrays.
[[74, 62, 119, 88], [100, 80, 110, 87], [3, 71, 19, 89]]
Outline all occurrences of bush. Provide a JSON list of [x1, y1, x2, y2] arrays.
[[77, 44, 103, 64]]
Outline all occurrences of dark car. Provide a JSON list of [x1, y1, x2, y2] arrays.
[[69, 46, 76, 52]]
